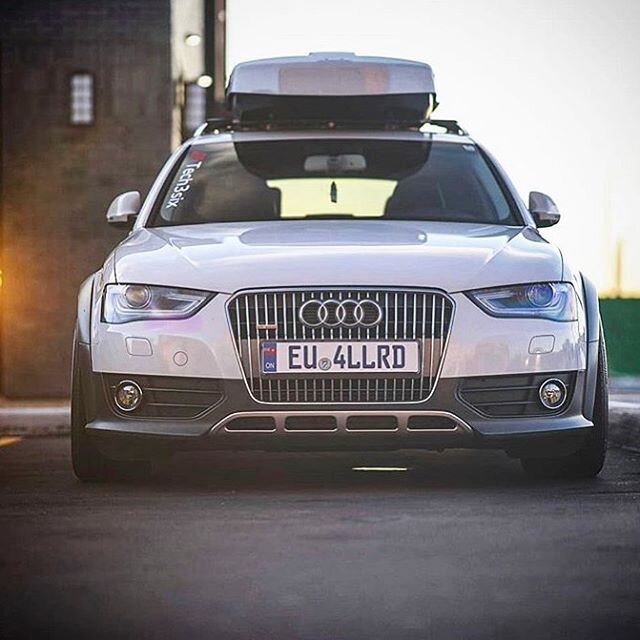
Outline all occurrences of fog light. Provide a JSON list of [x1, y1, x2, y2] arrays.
[[538, 378, 567, 410], [114, 380, 143, 412]]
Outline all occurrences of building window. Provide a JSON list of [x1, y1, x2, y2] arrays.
[[183, 82, 206, 138], [70, 73, 94, 125]]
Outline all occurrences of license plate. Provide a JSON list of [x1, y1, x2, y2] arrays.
[[261, 341, 420, 375]]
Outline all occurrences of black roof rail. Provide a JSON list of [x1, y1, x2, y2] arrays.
[[424, 119, 468, 135], [193, 118, 234, 136]]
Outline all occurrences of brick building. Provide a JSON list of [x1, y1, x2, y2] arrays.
[[0, 0, 206, 397]]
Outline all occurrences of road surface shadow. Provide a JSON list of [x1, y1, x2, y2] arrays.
[[89, 448, 607, 495]]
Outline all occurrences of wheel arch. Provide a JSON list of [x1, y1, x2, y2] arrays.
[[73, 273, 100, 425], [581, 272, 603, 420], [76, 273, 97, 345]]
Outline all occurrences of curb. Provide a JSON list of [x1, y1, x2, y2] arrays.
[[0, 405, 70, 437]]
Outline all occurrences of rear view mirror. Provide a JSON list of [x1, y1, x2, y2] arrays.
[[304, 154, 367, 173], [106, 191, 141, 229], [529, 191, 560, 228]]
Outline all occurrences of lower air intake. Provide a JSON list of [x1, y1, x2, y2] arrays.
[[104, 375, 223, 419], [459, 372, 576, 418]]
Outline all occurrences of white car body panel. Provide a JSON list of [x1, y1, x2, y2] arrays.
[[111, 221, 562, 294], [440, 294, 585, 377], [92, 294, 242, 379]]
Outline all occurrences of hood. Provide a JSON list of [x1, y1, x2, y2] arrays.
[[112, 220, 562, 293]]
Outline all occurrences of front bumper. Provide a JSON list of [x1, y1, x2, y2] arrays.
[[78, 344, 593, 457]]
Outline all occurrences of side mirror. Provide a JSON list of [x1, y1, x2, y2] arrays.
[[529, 191, 560, 228], [106, 191, 141, 229]]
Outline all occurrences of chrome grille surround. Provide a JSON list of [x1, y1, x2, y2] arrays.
[[213, 410, 471, 434], [227, 287, 455, 404]]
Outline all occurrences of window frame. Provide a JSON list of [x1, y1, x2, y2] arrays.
[[69, 71, 96, 126]]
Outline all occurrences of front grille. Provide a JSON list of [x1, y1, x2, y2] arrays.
[[228, 288, 454, 403], [458, 372, 576, 418], [104, 375, 224, 419]]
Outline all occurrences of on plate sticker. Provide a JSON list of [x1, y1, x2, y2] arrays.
[[261, 341, 278, 373]]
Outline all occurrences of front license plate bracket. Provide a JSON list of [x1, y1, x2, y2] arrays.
[[260, 340, 421, 376]]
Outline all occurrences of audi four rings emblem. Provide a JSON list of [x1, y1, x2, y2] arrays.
[[299, 299, 383, 328]]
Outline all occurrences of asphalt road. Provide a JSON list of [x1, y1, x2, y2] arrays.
[[1, 438, 639, 640]]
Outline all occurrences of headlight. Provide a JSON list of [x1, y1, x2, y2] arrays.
[[102, 284, 213, 323], [467, 282, 577, 321]]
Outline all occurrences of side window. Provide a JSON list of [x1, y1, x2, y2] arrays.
[[70, 73, 94, 125]]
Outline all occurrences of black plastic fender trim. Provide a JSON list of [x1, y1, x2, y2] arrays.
[[581, 272, 601, 420]]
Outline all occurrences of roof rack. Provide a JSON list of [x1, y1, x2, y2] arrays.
[[193, 118, 233, 136], [192, 117, 468, 137], [191, 55, 472, 139], [424, 119, 468, 135]]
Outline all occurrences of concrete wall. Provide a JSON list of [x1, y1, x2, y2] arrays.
[[0, 0, 173, 397], [171, 0, 205, 146]]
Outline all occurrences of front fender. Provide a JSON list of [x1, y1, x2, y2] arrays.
[[77, 274, 97, 345]]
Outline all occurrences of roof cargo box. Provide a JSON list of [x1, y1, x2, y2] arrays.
[[226, 52, 437, 128]]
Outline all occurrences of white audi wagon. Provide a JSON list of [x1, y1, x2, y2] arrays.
[[71, 53, 608, 481]]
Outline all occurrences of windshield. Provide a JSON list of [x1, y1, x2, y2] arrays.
[[151, 138, 520, 227]]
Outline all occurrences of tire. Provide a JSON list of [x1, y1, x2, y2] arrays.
[[521, 335, 608, 480], [71, 327, 150, 482]]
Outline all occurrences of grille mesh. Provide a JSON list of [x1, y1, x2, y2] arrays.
[[228, 288, 453, 403]]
